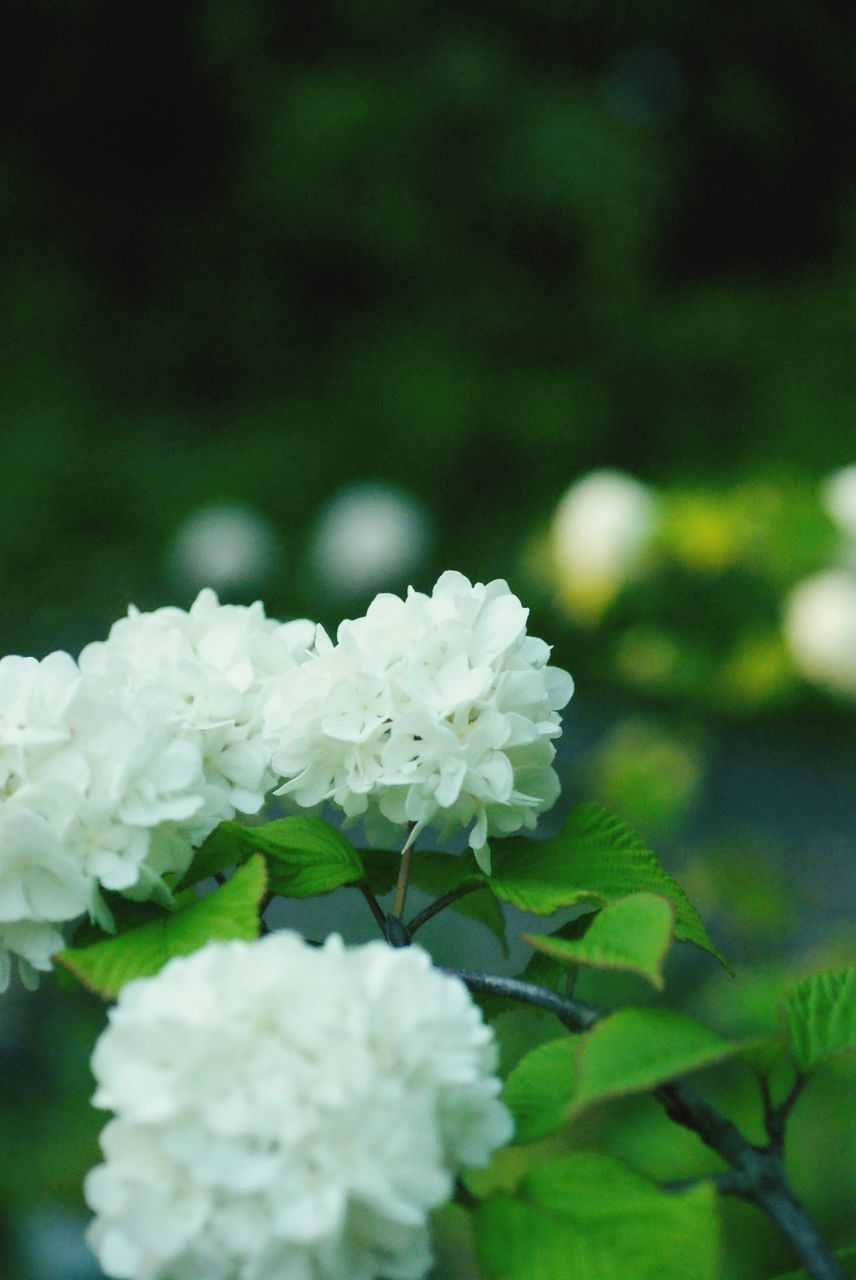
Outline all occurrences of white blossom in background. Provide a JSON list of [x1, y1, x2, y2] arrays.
[[305, 482, 434, 599], [551, 469, 658, 618], [80, 589, 317, 843], [85, 933, 512, 1280], [265, 571, 573, 871], [784, 570, 856, 699], [166, 503, 281, 594], [822, 465, 856, 546]]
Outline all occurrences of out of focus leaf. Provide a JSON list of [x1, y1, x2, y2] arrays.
[[474, 1152, 718, 1280], [767, 1246, 856, 1279], [525, 892, 675, 989], [782, 967, 856, 1074], [490, 804, 726, 967], [503, 1009, 750, 1141]]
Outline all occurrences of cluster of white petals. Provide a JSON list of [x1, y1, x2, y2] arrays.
[[264, 571, 573, 871], [80, 589, 316, 840], [0, 591, 314, 990], [85, 933, 512, 1280]]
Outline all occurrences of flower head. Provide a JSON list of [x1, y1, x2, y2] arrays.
[[79, 589, 317, 837], [264, 571, 573, 870], [0, 591, 317, 989], [85, 933, 511, 1280]]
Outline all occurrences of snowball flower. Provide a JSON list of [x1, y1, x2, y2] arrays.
[[0, 647, 209, 987], [85, 933, 511, 1280], [551, 470, 657, 618], [784, 570, 856, 698], [264, 571, 573, 870], [80, 589, 317, 841]]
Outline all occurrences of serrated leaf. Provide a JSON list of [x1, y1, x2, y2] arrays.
[[474, 1152, 718, 1280], [782, 967, 856, 1074], [525, 892, 675, 989], [570, 1007, 750, 1117], [490, 803, 726, 967], [176, 817, 365, 899], [251, 817, 364, 897], [768, 1246, 856, 1280], [57, 856, 267, 999], [503, 1009, 749, 1141]]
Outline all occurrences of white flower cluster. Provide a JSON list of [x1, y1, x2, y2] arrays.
[[0, 591, 314, 991], [85, 933, 512, 1280], [264, 571, 573, 871]]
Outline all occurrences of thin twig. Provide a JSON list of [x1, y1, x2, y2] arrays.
[[356, 881, 387, 933], [761, 1072, 807, 1148], [407, 882, 484, 935], [445, 970, 600, 1033], [448, 969, 845, 1280], [258, 891, 273, 936], [393, 845, 413, 918], [392, 823, 417, 918]]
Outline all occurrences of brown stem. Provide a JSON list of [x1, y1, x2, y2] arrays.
[[356, 881, 387, 933], [406, 882, 484, 935], [392, 823, 416, 918], [448, 970, 845, 1280]]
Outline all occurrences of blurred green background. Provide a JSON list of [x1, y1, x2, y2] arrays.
[[0, 1, 853, 1277]]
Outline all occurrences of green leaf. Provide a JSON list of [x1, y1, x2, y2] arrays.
[[359, 848, 401, 896], [250, 817, 365, 897], [525, 892, 675, 989], [782, 967, 856, 1074], [490, 803, 726, 967], [174, 821, 249, 890], [570, 1007, 750, 1117], [503, 1036, 578, 1143], [503, 1010, 749, 1141], [177, 817, 365, 899], [57, 856, 267, 999], [474, 1152, 719, 1280], [768, 1246, 856, 1280]]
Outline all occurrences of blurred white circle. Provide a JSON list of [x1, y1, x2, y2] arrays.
[[165, 503, 280, 594], [822, 464, 856, 543], [553, 469, 658, 585], [784, 570, 856, 698], [305, 482, 433, 598]]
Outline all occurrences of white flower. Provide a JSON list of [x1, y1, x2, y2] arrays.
[[80, 589, 317, 836], [551, 469, 657, 617], [85, 933, 511, 1280], [822, 464, 856, 544], [784, 570, 856, 698], [264, 571, 573, 871]]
